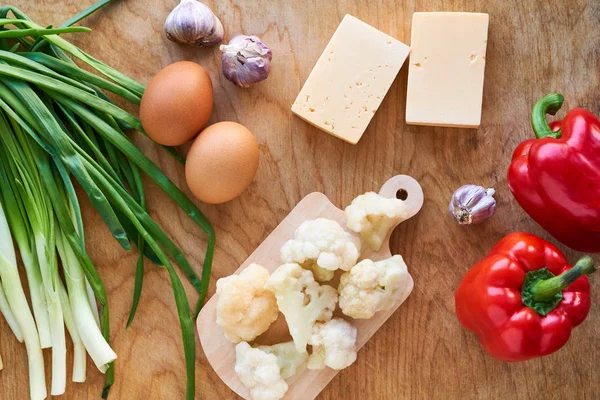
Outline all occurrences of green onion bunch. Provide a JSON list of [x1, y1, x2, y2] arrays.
[[0, 1, 215, 399]]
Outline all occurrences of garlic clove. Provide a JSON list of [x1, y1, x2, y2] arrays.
[[164, 0, 224, 47], [449, 185, 497, 225], [220, 35, 272, 88]]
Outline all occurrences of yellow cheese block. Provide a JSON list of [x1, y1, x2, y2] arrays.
[[292, 14, 410, 144], [406, 12, 489, 128]]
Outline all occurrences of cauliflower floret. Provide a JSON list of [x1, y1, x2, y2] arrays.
[[265, 263, 338, 353], [307, 318, 357, 370], [280, 218, 360, 281], [345, 192, 409, 251], [338, 255, 410, 319], [235, 342, 288, 400], [257, 341, 309, 379], [216, 264, 279, 343]]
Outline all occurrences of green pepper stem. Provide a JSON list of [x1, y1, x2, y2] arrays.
[[531, 93, 564, 139], [530, 256, 595, 302]]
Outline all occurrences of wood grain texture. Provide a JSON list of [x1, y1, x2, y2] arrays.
[[2, 0, 600, 399], [198, 175, 422, 400]]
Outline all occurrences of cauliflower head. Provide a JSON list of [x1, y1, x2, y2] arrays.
[[280, 218, 360, 281], [235, 342, 288, 400], [216, 264, 279, 343], [307, 318, 357, 370], [338, 255, 410, 319], [345, 192, 409, 251], [265, 263, 338, 353], [257, 341, 309, 379]]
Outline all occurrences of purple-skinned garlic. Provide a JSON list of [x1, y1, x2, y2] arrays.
[[219, 35, 272, 88], [164, 0, 224, 47], [449, 185, 497, 225]]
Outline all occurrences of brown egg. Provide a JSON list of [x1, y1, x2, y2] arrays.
[[185, 122, 259, 204], [140, 61, 213, 146]]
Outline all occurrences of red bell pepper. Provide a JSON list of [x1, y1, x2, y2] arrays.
[[455, 232, 595, 362], [508, 93, 600, 253]]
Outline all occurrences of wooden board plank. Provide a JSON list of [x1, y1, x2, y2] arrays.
[[1, 1, 599, 399]]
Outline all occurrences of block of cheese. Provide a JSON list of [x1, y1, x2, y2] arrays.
[[405, 12, 489, 128], [291, 15, 410, 144]]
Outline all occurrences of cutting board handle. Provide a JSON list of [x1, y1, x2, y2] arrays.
[[378, 175, 424, 220]]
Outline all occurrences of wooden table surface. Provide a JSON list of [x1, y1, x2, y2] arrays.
[[3, 0, 599, 399]]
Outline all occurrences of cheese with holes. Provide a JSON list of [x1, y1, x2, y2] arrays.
[[406, 12, 489, 128], [291, 15, 410, 144]]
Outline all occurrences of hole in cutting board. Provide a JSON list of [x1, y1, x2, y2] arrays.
[[396, 189, 408, 200]]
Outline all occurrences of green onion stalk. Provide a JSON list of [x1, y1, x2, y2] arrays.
[[0, 2, 216, 399], [56, 177, 113, 381], [57, 278, 86, 383], [0, 274, 23, 343], [4, 118, 53, 349], [56, 210, 117, 373], [2, 175, 52, 351], [31, 191, 67, 397], [85, 278, 102, 327], [0, 200, 46, 400]]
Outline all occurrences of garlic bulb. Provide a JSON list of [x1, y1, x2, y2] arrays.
[[220, 35, 272, 88], [449, 185, 497, 225], [164, 0, 224, 47]]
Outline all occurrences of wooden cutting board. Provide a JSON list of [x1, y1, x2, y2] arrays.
[[197, 175, 423, 399], [2, 1, 599, 400]]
